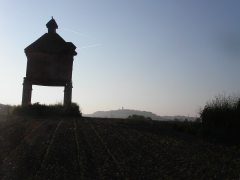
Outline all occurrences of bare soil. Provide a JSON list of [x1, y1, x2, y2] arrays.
[[0, 116, 239, 179]]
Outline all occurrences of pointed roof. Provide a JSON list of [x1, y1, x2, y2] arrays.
[[24, 18, 77, 55], [46, 17, 58, 29]]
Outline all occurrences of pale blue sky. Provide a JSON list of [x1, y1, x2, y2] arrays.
[[1, 1, 240, 116]]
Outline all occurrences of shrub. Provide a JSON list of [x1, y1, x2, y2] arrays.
[[10, 102, 81, 117], [199, 93, 240, 142]]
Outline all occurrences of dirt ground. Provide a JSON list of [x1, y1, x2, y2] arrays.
[[0, 116, 239, 179]]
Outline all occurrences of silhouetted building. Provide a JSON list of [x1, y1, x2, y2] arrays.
[[22, 17, 77, 108]]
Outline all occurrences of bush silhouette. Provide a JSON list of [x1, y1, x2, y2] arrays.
[[10, 102, 81, 117], [199, 93, 240, 142]]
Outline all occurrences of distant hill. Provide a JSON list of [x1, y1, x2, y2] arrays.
[[84, 109, 162, 120], [83, 109, 196, 121], [0, 104, 12, 115]]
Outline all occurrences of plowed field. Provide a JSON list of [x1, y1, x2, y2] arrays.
[[0, 115, 239, 179]]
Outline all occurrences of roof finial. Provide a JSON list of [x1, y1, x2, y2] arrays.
[[46, 17, 58, 33]]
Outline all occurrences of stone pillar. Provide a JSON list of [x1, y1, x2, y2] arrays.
[[22, 77, 32, 106], [64, 81, 72, 109]]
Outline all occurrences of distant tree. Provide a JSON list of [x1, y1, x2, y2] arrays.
[[195, 118, 201, 123], [146, 117, 152, 121], [184, 118, 189, 122], [127, 114, 146, 120], [126, 115, 132, 119], [174, 118, 179, 122]]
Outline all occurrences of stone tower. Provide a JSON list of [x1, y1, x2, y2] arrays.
[[22, 17, 77, 108]]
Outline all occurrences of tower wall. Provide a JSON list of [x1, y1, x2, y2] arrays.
[[26, 52, 73, 86]]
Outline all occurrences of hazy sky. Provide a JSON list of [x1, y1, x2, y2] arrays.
[[1, 1, 240, 117]]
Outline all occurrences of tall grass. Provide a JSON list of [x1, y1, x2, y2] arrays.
[[199, 93, 240, 142], [10, 102, 81, 117]]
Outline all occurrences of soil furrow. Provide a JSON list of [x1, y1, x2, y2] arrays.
[[0, 119, 57, 180], [0, 119, 40, 166], [79, 118, 121, 179], [74, 119, 100, 179], [36, 119, 79, 180]]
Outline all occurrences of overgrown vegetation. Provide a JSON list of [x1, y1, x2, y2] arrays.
[[126, 114, 152, 120], [174, 93, 240, 144], [10, 102, 81, 117], [199, 93, 240, 142]]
